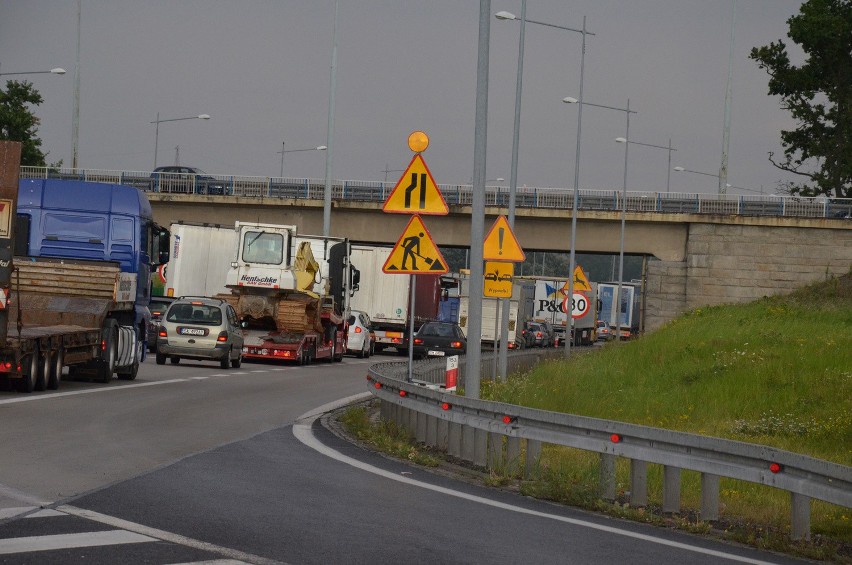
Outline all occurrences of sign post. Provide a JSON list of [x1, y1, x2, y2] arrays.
[[381, 132, 448, 383]]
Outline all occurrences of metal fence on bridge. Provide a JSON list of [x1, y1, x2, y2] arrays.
[[20, 166, 852, 220]]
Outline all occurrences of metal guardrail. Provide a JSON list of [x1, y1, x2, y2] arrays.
[[20, 166, 852, 220], [366, 356, 851, 541]]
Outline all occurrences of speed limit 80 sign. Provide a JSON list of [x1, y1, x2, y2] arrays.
[[562, 291, 590, 319]]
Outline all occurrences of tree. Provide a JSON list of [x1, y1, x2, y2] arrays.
[[750, 0, 852, 199], [0, 80, 50, 167]]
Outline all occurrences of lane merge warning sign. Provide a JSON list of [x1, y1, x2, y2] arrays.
[[382, 154, 448, 215]]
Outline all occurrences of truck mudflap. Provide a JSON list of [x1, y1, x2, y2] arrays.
[[115, 326, 140, 368]]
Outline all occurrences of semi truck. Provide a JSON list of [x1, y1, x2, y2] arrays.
[[217, 222, 352, 364], [527, 277, 598, 346], [0, 143, 169, 391], [154, 222, 236, 298], [598, 282, 642, 340], [457, 274, 535, 349], [348, 245, 442, 353]]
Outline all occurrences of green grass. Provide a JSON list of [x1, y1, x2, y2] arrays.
[[341, 271, 852, 560]]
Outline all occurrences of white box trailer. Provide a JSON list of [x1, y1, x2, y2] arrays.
[[458, 276, 534, 349], [164, 223, 237, 298]]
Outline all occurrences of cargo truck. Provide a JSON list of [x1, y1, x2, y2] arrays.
[[155, 222, 236, 298], [217, 222, 352, 364], [0, 143, 169, 391], [598, 282, 642, 340], [527, 277, 598, 346], [348, 245, 441, 353], [457, 274, 534, 349]]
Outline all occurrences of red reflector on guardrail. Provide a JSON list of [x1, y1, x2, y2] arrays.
[[374, 382, 381, 389], [441, 402, 451, 411], [399, 390, 407, 397], [610, 434, 621, 443], [502, 415, 517, 424], [769, 463, 782, 474]]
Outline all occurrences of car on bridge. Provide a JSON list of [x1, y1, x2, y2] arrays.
[[151, 166, 228, 195]]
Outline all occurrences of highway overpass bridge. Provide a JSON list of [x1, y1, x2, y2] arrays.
[[20, 167, 852, 332], [147, 192, 852, 332]]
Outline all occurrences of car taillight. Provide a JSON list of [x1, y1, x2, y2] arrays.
[[536, 331, 542, 338], [413, 338, 424, 345], [354, 326, 362, 333], [217, 331, 228, 342], [158, 328, 168, 338], [450, 341, 462, 348]]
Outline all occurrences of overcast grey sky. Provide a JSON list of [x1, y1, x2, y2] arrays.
[[1, 1, 805, 195]]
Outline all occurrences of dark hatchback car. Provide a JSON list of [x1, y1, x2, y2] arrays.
[[150, 166, 229, 195], [412, 321, 467, 359], [147, 296, 176, 352]]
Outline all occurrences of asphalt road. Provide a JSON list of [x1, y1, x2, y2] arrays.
[[0, 353, 811, 564]]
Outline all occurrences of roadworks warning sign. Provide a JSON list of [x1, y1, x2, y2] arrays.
[[382, 215, 448, 274]]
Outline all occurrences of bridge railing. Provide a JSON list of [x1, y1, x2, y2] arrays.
[[366, 354, 852, 541], [19, 166, 852, 220]]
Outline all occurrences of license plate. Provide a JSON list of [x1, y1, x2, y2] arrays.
[[178, 327, 208, 336], [427, 350, 445, 357]]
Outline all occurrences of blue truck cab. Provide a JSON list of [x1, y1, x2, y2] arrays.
[[10, 179, 169, 385]]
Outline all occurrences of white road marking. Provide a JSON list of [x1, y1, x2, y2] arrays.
[[0, 379, 187, 405], [169, 560, 251, 565], [26, 509, 65, 518], [190, 376, 209, 380], [0, 530, 155, 555], [293, 395, 782, 565], [56, 505, 285, 565], [0, 507, 36, 520]]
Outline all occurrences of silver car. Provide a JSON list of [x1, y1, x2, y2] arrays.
[[156, 297, 244, 368]]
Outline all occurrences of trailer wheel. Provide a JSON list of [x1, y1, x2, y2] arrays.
[[97, 320, 118, 384], [18, 351, 39, 393], [34, 350, 48, 392], [46, 349, 63, 390]]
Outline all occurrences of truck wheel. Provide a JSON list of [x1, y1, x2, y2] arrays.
[[156, 352, 166, 365], [220, 349, 231, 369], [18, 351, 39, 393], [97, 320, 118, 384], [34, 351, 48, 392], [48, 349, 64, 390]]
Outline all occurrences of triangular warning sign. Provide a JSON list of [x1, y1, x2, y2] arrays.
[[382, 215, 449, 274], [561, 265, 592, 292], [382, 154, 448, 215], [483, 216, 525, 262]]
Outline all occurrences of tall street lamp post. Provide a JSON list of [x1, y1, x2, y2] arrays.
[[497, 9, 593, 362], [0, 67, 66, 77], [564, 96, 636, 343], [322, 0, 339, 238], [615, 137, 677, 193], [150, 113, 210, 170], [673, 166, 761, 194], [277, 143, 327, 177]]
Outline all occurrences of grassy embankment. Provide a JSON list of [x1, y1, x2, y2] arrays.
[[343, 271, 851, 559]]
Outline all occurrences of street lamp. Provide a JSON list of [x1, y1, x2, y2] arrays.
[[276, 143, 327, 177], [673, 166, 761, 194], [615, 137, 676, 193], [564, 96, 636, 344], [0, 67, 66, 77], [497, 8, 593, 363], [150, 113, 210, 170]]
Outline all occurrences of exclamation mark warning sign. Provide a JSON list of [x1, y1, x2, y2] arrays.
[[483, 215, 525, 262]]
